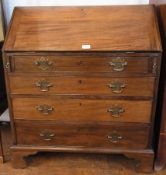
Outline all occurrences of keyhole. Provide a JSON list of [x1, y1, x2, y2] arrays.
[[78, 80, 82, 84], [77, 61, 83, 65]]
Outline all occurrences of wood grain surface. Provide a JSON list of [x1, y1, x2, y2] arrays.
[[9, 76, 155, 97], [12, 98, 152, 123], [3, 6, 161, 51], [2, 5, 162, 173], [11, 55, 152, 74], [15, 120, 150, 149]]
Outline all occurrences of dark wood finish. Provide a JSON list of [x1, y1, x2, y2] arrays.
[[154, 4, 166, 170], [11, 150, 38, 169], [160, 85, 166, 132], [125, 152, 154, 173], [15, 120, 150, 149], [0, 122, 11, 162], [2, 6, 162, 173], [156, 134, 166, 170], [3, 6, 161, 52], [12, 98, 152, 123]]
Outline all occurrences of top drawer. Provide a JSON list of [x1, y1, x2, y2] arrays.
[[8, 55, 157, 75]]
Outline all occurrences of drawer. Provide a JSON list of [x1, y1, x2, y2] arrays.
[[15, 121, 150, 149], [10, 55, 154, 74], [9, 76, 155, 97], [12, 98, 152, 123]]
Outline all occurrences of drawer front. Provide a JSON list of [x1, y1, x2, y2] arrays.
[[9, 76, 155, 97], [15, 121, 150, 149], [12, 98, 152, 123], [11, 55, 152, 74]]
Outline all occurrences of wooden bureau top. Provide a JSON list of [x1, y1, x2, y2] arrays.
[[3, 5, 161, 52]]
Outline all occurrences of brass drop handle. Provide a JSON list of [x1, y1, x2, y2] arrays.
[[35, 79, 53, 92], [107, 133, 123, 143], [39, 131, 55, 141], [36, 105, 54, 115], [109, 58, 127, 72], [34, 57, 53, 71], [107, 106, 125, 117], [108, 82, 126, 94]]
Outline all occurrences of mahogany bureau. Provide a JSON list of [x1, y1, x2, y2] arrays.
[[2, 6, 162, 173]]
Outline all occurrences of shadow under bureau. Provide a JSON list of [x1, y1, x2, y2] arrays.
[[2, 6, 162, 173]]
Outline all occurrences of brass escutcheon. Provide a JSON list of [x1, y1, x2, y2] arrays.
[[39, 131, 55, 141], [107, 132, 123, 143], [36, 104, 54, 115], [107, 106, 125, 117], [108, 82, 126, 94], [109, 57, 128, 72], [34, 57, 53, 71], [35, 79, 53, 92]]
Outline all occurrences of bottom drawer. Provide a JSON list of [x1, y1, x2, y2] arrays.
[[15, 121, 150, 150]]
